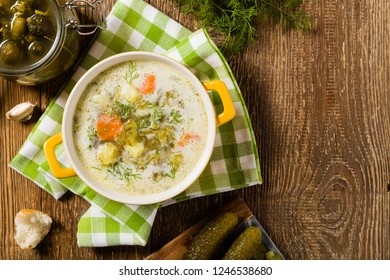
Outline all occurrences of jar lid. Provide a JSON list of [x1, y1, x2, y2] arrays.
[[63, 0, 107, 36], [0, 0, 62, 75]]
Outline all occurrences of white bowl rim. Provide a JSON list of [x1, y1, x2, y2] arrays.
[[62, 51, 216, 205]]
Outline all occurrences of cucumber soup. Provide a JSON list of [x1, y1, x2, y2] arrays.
[[73, 60, 208, 196]]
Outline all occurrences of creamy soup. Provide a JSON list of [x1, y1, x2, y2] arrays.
[[73, 60, 208, 195]]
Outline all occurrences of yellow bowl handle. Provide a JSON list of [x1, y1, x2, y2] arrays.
[[43, 132, 77, 178], [203, 80, 236, 127]]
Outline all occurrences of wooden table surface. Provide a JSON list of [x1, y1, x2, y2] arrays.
[[1, 0, 389, 260]]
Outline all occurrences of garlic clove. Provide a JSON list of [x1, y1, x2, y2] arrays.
[[6, 102, 36, 122]]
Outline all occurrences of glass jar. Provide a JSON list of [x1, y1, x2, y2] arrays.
[[0, 0, 106, 85]]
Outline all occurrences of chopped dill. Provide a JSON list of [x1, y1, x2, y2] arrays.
[[91, 166, 102, 171], [169, 109, 183, 124], [87, 126, 97, 141], [111, 102, 133, 120], [152, 106, 165, 124], [138, 151, 160, 170], [108, 162, 141, 181], [137, 116, 151, 129], [165, 167, 178, 179]]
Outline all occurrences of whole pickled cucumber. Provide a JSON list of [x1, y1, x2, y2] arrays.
[[223, 226, 262, 260], [183, 212, 239, 260]]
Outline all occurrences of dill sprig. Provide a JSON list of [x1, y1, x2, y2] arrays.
[[87, 126, 97, 141], [174, 0, 311, 54], [108, 162, 141, 181], [124, 62, 139, 84], [110, 101, 133, 121]]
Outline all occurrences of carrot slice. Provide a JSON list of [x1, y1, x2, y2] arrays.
[[138, 74, 156, 94], [177, 133, 200, 147], [96, 115, 123, 140]]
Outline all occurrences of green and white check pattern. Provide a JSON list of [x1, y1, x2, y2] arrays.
[[9, 0, 262, 247]]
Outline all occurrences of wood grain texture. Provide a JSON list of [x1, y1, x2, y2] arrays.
[[0, 0, 389, 260]]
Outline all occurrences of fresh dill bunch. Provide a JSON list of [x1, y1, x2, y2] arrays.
[[259, 0, 311, 31], [174, 0, 311, 54]]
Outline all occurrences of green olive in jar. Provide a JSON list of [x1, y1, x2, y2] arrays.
[[27, 14, 54, 37], [0, 40, 23, 65], [0, 0, 57, 71], [0, 0, 94, 85], [28, 40, 45, 56], [10, 17, 27, 40]]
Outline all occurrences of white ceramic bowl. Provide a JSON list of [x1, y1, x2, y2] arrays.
[[44, 52, 235, 205]]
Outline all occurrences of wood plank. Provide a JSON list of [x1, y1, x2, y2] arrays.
[[0, 0, 388, 260], [231, 0, 390, 259]]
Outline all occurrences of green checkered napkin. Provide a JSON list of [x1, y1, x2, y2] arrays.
[[9, 0, 262, 247]]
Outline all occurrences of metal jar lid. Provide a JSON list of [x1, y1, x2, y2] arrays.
[[63, 0, 107, 35]]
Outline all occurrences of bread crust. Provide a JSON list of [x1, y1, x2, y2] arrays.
[[14, 209, 52, 249]]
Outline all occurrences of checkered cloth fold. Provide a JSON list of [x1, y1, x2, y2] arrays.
[[9, 0, 262, 247]]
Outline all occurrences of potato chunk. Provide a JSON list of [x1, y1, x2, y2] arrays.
[[97, 142, 118, 165], [119, 81, 141, 103]]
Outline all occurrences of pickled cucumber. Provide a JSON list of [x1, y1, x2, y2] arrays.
[[183, 212, 239, 260], [223, 226, 262, 260], [265, 250, 275, 259], [270, 253, 283, 260], [253, 242, 268, 260], [0, 0, 56, 67]]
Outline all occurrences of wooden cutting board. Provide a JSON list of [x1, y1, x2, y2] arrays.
[[144, 197, 254, 260]]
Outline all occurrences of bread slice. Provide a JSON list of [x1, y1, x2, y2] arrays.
[[14, 209, 52, 249]]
